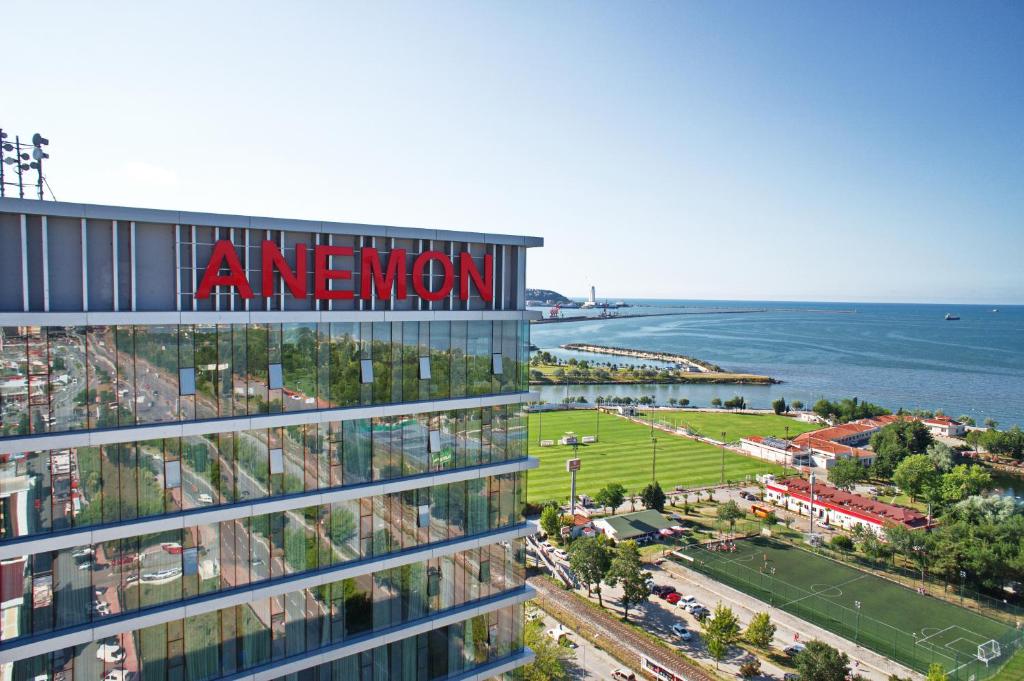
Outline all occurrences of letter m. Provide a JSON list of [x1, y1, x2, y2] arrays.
[[360, 247, 407, 300]]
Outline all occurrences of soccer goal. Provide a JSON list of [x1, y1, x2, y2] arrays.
[[978, 640, 1001, 666]]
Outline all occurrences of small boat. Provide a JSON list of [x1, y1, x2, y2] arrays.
[[945, 313, 960, 321], [993, 308, 999, 313]]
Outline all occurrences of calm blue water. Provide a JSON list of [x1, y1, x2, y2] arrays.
[[530, 300, 1024, 428]]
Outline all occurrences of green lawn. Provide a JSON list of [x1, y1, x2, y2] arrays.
[[676, 535, 1019, 679], [636, 409, 819, 441], [526, 410, 782, 502]]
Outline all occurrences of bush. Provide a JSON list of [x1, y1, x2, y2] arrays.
[[830, 534, 854, 552], [738, 659, 762, 678]]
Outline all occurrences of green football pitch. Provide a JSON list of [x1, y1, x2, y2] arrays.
[[674, 535, 1021, 679], [526, 410, 783, 503]]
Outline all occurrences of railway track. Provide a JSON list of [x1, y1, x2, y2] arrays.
[[528, 576, 722, 681]]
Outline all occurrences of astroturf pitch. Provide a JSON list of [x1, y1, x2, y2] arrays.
[[675, 535, 1019, 677], [526, 410, 783, 503]]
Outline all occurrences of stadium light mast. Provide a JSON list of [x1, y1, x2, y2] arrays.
[[808, 472, 816, 536], [0, 128, 50, 199]]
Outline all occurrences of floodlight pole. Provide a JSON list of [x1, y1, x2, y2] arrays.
[[651, 437, 657, 483], [720, 431, 727, 484], [808, 473, 816, 535], [14, 136, 25, 198], [854, 600, 862, 642], [960, 570, 967, 606]]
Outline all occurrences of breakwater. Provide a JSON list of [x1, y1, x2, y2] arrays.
[[561, 343, 722, 372]]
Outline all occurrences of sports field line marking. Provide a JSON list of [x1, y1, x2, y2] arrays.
[[779, 573, 870, 609], [915, 625, 957, 646]]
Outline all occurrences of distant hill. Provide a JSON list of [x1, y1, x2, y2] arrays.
[[525, 288, 572, 304]]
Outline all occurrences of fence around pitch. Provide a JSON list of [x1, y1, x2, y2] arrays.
[[675, 545, 1023, 680], [762, 528, 1024, 626]]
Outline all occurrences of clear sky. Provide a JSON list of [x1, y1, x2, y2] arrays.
[[4, 2, 1022, 303]]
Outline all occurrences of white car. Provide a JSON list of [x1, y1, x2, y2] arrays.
[[197, 493, 214, 505], [671, 623, 692, 640], [678, 594, 696, 605], [95, 643, 125, 663]]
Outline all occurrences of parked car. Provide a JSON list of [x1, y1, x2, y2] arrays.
[[95, 643, 125, 663], [665, 592, 682, 605], [678, 594, 696, 605], [783, 674, 801, 681], [611, 670, 636, 680], [197, 493, 214, 505], [671, 623, 692, 640], [102, 671, 138, 681], [161, 542, 183, 554], [690, 605, 710, 620], [651, 584, 675, 597], [784, 643, 806, 657]]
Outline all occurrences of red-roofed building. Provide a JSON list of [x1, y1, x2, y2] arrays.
[[765, 477, 932, 536], [922, 416, 966, 438]]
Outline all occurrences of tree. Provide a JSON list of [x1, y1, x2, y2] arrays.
[[871, 419, 934, 478], [939, 464, 993, 504], [926, 442, 955, 472], [795, 640, 850, 681], [595, 482, 627, 515], [668, 398, 678, 407], [605, 541, 650, 621], [791, 400, 804, 411], [700, 603, 741, 668], [716, 500, 744, 533], [710, 398, 722, 408], [521, 620, 571, 681], [984, 418, 998, 430], [771, 397, 788, 415], [568, 536, 613, 607], [641, 481, 667, 512], [540, 505, 561, 539], [926, 663, 949, 681], [812, 397, 889, 423], [828, 458, 866, 491], [744, 611, 776, 648], [892, 454, 939, 502], [724, 395, 747, 410], [958, 415, 976, 427], [679, 398, 690, 407]]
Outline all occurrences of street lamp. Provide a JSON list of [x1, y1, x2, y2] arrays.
[[854, 600, 862, 642], [960, 570, 967, 606]]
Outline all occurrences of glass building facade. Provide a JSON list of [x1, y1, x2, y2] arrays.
[[0, 199, 540, 681]]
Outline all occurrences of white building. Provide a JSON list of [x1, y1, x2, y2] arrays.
[[922, 416, 967, 437]]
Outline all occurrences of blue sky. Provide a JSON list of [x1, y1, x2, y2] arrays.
[[4, 2, 1022, 303]]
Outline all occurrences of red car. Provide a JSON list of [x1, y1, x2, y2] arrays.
[[161, 542, 183, 555], [665, 592, 682, 605]]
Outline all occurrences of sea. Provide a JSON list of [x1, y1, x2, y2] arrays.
[[529, 300, 1024, 429]]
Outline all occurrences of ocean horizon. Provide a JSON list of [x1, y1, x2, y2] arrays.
[[530, 299, 1024, 429]]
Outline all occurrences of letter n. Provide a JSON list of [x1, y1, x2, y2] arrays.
[[459, 252, 493, 302], [261, 240, 307, 299]]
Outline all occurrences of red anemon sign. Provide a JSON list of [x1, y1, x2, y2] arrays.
[[195, 240, 493, 302]]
